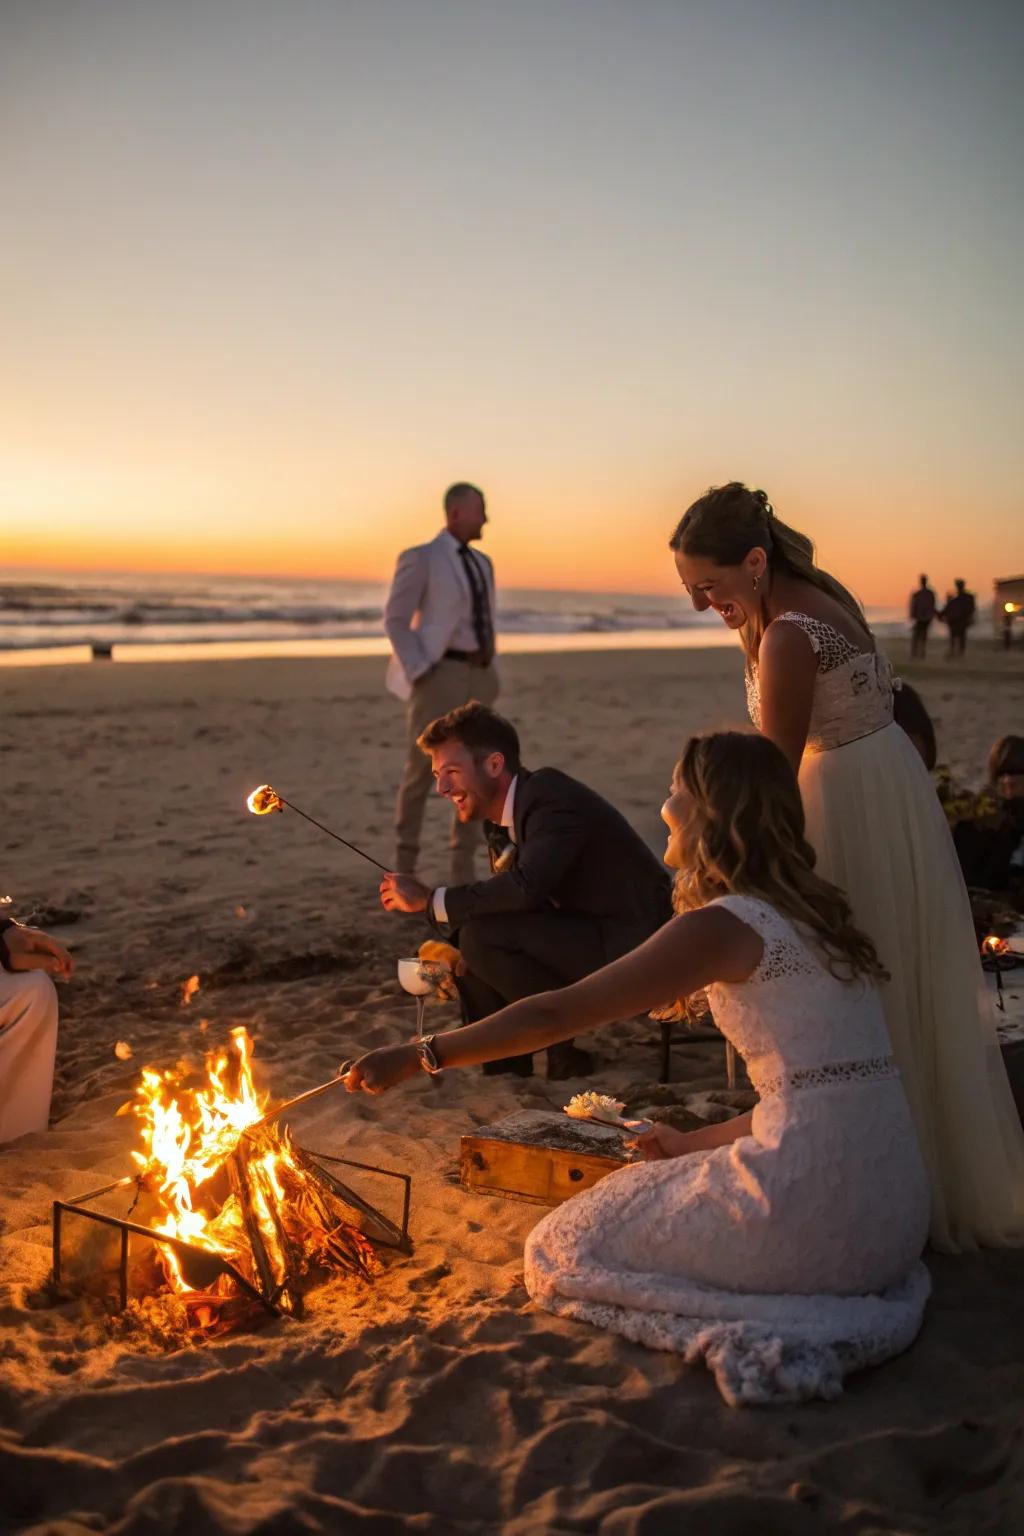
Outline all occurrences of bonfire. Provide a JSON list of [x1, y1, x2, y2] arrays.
[[54, 1029, 411, 1336]]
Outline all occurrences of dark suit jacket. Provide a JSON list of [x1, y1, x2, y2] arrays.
[[434, 767, 672, 958]]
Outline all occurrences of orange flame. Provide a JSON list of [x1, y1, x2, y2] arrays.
[[247, 784, 284, 815], [982, 935, 1009, 956], [130, 1030, 306, 1301], [130, 1029, 264, 1287], [127, 1028, 376, 1318], [181, 974, 200, 1006]]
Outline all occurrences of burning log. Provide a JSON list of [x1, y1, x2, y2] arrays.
[[226, 1143, 288, 1312], [290, 1148, 378, 1280], [184, 1293, 260, 1334]]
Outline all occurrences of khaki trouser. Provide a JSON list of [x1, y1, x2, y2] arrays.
[[394, 657, 499, 882]]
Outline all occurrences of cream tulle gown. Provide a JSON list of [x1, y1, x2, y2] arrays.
[[747, 611, 1024, 1252]]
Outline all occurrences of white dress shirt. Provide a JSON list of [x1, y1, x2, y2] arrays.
[[431, 775, 517, 925]]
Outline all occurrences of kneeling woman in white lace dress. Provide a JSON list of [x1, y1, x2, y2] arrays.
[[347, 732, 930, 1405]]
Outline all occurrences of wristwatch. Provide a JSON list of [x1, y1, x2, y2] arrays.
[[415, 1034, 443, 1075]]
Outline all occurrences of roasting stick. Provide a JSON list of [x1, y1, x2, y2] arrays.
[[246, 785, 390, 873], [243, 1061, 353, 1136], [577, 1113, 655, 1136]]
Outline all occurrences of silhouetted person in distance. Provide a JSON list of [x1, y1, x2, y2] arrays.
[[939, 579, 976, 659], [909, 574, 937, 659]]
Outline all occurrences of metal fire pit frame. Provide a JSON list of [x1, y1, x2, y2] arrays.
[[52, 1175, 274, 1316], [299, 1147, 412, 1254], [52, 1149, 412, 1316]]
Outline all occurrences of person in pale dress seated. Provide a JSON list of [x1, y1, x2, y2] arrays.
[[669, 482, 1024, 1254], [346, 733, 930, 1406], [0, 915, 73, 1144]]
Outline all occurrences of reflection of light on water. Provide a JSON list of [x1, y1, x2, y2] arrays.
[[0, 629, 740, 667], [0, 645, 95, 668]]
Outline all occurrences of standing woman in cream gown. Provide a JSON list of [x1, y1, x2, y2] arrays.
[[669, 481, 1024, 1253]]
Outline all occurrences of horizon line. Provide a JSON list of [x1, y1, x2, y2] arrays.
[[0, 557, 916, 608], [0, 556, 690, 603]]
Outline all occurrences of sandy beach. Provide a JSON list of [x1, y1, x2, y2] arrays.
[[2, 638, 1023, 1535]]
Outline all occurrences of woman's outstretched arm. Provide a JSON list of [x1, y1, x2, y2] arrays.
[[346, 906, 761, 1093]]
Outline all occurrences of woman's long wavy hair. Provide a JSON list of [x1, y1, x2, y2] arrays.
[[668, 481, 870, 661], [672, 731, 888, 983]]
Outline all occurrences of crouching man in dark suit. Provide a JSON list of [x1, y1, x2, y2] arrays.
[[378, 702, 672, 1079]]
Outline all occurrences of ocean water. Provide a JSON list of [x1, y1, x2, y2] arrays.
[[0, 569, 904, 660]]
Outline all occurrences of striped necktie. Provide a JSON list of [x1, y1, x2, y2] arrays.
[[457, 545, 494, 665]]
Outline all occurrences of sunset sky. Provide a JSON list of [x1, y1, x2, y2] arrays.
[[2, 1, 1020, 605]]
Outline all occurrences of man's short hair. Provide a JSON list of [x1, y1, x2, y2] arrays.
[[417, 701, 521, 773], [443, 482, 484, 516]]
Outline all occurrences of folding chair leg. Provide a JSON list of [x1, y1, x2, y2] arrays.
[[725, 1041, 737, 1089]]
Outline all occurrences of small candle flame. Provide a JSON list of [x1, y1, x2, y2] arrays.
[[247, 784, 284, 815], [982, 935, 1009, 956]]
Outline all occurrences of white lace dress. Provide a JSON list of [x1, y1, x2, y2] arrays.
[[524, 896, 930, 1407], [747, 611, 1024, 1253]]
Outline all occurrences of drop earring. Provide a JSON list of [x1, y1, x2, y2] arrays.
[[752, 574, 760, 593]]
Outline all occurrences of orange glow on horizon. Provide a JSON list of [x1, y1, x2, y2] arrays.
[[0, 524, 1008, 609], [2, 471, 1015, 609]]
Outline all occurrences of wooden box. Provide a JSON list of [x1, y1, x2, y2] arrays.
[[459, 1109, 632, 1207]]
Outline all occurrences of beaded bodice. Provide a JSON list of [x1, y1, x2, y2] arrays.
[[745, 612, 895, 753]]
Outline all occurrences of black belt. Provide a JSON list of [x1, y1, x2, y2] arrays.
[[444, 648, 488, 666]]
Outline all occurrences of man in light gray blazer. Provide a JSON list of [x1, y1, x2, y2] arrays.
[[385, 483, 499, 882]]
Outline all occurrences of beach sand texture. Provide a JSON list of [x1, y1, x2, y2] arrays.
[[2, 641, 1023, 1535]]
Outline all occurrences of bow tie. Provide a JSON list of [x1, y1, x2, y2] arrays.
[[484, 822, 516, 871]]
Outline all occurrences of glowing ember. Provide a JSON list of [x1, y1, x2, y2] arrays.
[[115, 1040, 134, 1061], [128, 1028, 376, 1325], [247, 784, 284, 815], [181, 974, 201, 1006]]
